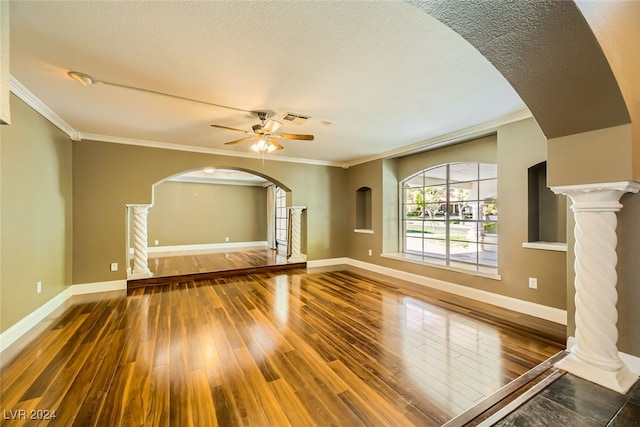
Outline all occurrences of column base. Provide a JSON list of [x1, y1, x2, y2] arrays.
[[129, 269, 153, 280], [288, 254, 307, 263], [555, 352, 638, 394]]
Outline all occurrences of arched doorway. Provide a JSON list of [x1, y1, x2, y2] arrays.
[[126, 167, 304, 280]]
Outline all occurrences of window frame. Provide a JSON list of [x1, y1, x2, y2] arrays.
[[275, 187, 288, 250], [399, 162, 498, 272]]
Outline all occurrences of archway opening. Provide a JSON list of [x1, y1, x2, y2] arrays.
[[126, 167, 302, 280]]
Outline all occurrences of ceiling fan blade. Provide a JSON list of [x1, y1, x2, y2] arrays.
[[211, 124, 249, 133], [262, 119, 282, 134], [272, 133, 315, 141], [224, 136, 255, 145], [270, 139, 284, 151]]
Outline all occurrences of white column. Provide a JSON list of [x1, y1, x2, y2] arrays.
[[287, 206, 307, 263], [551, 181, 640, 393], [128, 204, 153, 279]]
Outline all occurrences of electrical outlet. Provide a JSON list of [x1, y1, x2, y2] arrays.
[[110, 262, 118, 272], [36, 281, 42, 294], [368, 249, 372, 256], [154, 240, 159, 246], [528, 277, 538, 289], [225, 237, 229, 242]]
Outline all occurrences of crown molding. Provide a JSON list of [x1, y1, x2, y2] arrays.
[[9, 76, 81, 141], [342, 109, 533, 168], [9, 75, 533, 169], [78, 132, 345, 168]]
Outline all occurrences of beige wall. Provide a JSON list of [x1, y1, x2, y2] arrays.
[[496, 119, 566, 309], [148, 181, 267, 247], [347, 122, 567, 310], [547, 124, 634, 186], [577, 1, 640, 182], [1, 96, 73, 333], [73, 140, 348, 284]]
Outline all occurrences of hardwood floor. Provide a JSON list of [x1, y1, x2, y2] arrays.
[[147, 247, 288, 278], [0, 267, 564, 426]]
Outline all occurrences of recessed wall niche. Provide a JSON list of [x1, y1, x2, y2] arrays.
[[355, 186, 372, 231], [527, 161, 566, 243]]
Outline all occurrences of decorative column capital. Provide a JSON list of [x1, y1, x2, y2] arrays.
[[287, 206, 307, 213], [551, 181, 640, 212], [126, 204, 152, 213]]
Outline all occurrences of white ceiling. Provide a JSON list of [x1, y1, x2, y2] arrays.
[[9, 1, 528, 166]]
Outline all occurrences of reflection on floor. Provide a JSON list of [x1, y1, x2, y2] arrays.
[[0, 267, 565, 426], [129, 246, 299, 288], [148, 246, 289, 277], [495, 372, 640, 426]]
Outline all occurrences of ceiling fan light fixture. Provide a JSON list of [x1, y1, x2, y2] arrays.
[[67, 71, 94, 86], [251, 137, 278, 154]]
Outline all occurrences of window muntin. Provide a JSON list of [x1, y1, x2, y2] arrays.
[[401, 163, 498, 270]]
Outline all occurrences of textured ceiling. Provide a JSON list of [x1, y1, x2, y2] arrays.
[[411, 0, 630, 139], [9, 1, 530, 164]]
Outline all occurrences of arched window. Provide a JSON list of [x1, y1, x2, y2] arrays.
[[401, 162, 498, 270]]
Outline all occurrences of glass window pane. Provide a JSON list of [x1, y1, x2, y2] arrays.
[[422, 202, 443, 219], [460, 201, 480, 221], [404, 220, 423, 235], [423, 186, 446, 205], [479, 163, 498, 180], [482, 221, 498, 235], [404, 174, 424, 188], [450, 163, 478, 184], [404, 187, 423, 205], [405, 237, 423, 254], [422, 219, 445, 239], [478, 243, 498, 267], [404, 204, 421, 219], [424, 165, 447, 186], [450, 246, 479, 265], [423, 238, 446, 259], [479, 179, 498, 201], [482, 199, 498, 221]]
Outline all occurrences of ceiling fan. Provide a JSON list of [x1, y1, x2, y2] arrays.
[[211, 111, 314, 153]]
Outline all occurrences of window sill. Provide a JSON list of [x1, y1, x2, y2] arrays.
[[354, 229, 374, 234], [381, 253, 501, 281], [522, 242, 567, 252]]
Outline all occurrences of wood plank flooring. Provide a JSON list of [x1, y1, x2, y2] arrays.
[[147, 247, 288, 278], [1, 268, 564, 426]]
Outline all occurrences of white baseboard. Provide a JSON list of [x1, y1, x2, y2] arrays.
[[130, 241, 268, 255], [567, 336, 640, 376], [71, 279, 127, 295], [0, 288, 71, 353], [0, 279, 127, 354], [307, 257, 350, 268], [307, 257, 567, 325]]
